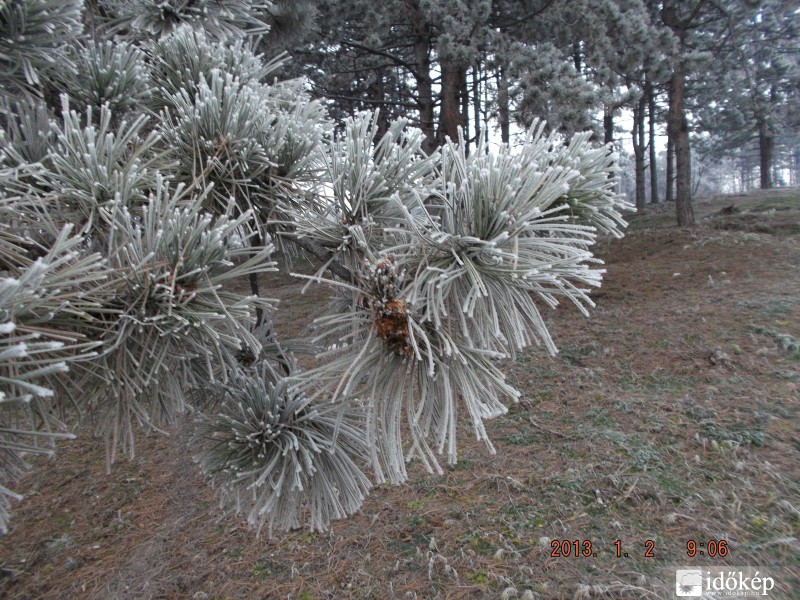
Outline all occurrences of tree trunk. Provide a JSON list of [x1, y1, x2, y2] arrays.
[[573, 42, 582, 72], [758, 119, 774, 189], [436, 60, 466, 146], [632, 97, 647, 211], [646, 78, 659, 204], [497, 67, 510, 145], [472, 64, 481, 147], [667, 65, 694, 226], [461, 66, 470, 153], [371, 70, 390, 140], [604, 105, 614, 144], [666, 132, 674, 202], [404, 0, 436, 154], [414, 43, 436, 154], [248, 231, 267, 331], [662, 0, 695, 226]]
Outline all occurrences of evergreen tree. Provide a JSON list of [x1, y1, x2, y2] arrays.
[[0, 0, 628, 535], [657, 0, 755, 225], [303, 0, 675, 203], [299, 0, 492, 154], [693, 0, 799, 189]]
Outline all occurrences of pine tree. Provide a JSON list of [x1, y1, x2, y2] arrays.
[[658, 0, 748, 225], [0, 0, 629, 535], [693, 0, 799, 190]]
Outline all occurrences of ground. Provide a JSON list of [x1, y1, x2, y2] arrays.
[[1, 188, 799, 599]]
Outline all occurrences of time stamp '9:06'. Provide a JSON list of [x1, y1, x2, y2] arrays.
[[549, 539, 729, 558]]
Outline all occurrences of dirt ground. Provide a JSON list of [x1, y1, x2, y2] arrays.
[[1, 188, 798, 599]]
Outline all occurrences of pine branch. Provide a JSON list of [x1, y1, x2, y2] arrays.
[[339, 39, 425, 81], [284, 235, 356, 282]]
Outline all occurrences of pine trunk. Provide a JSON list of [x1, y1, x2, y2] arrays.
[[405, 0, 436, 155], [668, 65, 694, 226], [758, 119, 774, 189], [632, 98, 647, 211], [372, 70, 390, 140], [604, 105, 614, 144], [663, 0, 694, 226], [461, 67, 470, 153], [472, 64, 481, 147], [647, 79, 659, 204], [497, 67, 510, 145], [248, 231, 266, 330], [666, 133, 674, 202], [437, 61, 465, 146]]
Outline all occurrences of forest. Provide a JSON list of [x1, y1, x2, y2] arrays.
[[280, 0, 799, 219], [0, 1, 798, 598]]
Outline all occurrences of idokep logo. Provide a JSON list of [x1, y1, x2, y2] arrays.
[[675, 569, 703, 596], [675, 567, 777, 597]]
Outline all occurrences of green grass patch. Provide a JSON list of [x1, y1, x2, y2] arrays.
[[505, 432, 539, 446], [387, 539, 417, 557], [700, 422, 766, 447], [558, 344, 597, 366], [466, 532, 494, 556], [250, 558, 279, 579], [466, 569, 489, 584], [407, 515, 429, 528]]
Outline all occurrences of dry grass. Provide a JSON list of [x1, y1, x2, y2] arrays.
[[1, 189, 799, 599]]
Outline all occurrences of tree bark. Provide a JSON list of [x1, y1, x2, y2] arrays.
[[437, 60, 466, 145], [472, 63, 481, 147], [404, 0, 436, 154], [666, 131, 674, 202], [632, 96, 647, 211], [370, 69, 390, 140], [758, 119, 774, 189], [604, 105, 614, 144], [646, 78, 659, 204], [667, 65, 694, 225], [497, 67, 510, 145], [663, 0, 696, 226], [248, 231, 266, 329], [461, 65, 470, 153]]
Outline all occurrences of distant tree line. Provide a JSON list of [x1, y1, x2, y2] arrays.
[[280, 0, 799, 224]]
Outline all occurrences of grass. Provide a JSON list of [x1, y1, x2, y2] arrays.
[[1, 188, 800, 599]]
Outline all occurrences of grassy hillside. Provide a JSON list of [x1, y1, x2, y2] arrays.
[[2, 188, 799, 599]]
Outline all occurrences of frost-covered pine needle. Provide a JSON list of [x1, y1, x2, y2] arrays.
[[194, 362, 371, 534]]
